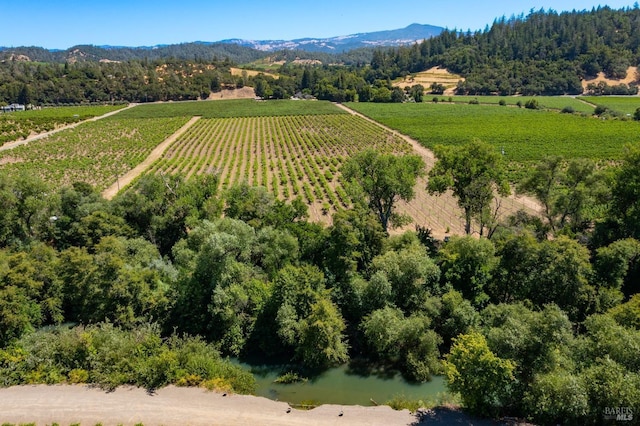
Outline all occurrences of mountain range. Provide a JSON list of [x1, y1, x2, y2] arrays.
[[217, 23, 444, 52], [0, 24, 444, 63]]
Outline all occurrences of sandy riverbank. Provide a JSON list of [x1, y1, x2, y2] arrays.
[[0, 384, 508, 426]]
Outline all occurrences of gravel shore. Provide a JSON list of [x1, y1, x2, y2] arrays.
[[0, 384, 507, 425]]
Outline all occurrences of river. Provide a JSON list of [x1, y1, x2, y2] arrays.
[[233, 360, 447, 407]]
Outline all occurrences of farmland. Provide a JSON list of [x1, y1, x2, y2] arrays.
[[439, 95, 595, 113], [144, 113, 413, 220], [577, 96, 640, 115], [0, 116, 188, 190], [117, 99, 346, 119], [347, 101, 640, 180], [0, 104, 126, 145], [0, 99, 544, 235]]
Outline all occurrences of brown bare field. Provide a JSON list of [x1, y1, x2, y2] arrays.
[[207, 86, 257, 100], [581, 66, 639, 90], [393, 67, 464, 96], [230, 67, 280, 79]]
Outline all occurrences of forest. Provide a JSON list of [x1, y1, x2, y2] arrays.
[[1, 138, 639, 424], [2, 6, 640, 106]]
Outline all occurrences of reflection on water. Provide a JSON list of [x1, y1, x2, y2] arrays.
[[232, 359, 447, 406]]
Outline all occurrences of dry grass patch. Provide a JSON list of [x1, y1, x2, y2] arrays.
[[581, 66, 639, 90], [394, 67, 464, 95]]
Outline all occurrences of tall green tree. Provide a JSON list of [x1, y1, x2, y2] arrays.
[[443, 331, 516, 416], [518, 156, 606, 234], [296, 299, 349, 369], [342, 149, 425, 234], [609, 145, 640, 240], [428, 140, 510, 235]]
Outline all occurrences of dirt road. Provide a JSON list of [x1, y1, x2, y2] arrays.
[[0, 104, 137, 153], [0, 385, 419, 426], [334, 103, 541, 237], [0, 385, 510, 426], [101, 116, 201, 200]]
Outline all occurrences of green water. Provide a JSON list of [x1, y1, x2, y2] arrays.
[[234, 360, 447, 406]]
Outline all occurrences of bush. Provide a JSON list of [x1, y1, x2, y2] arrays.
[[0, 324, 256, 393], [498, 99, 506, 106], [561, 106, 575, 114], [525, 99, 540, 109], [594, 105, 608, 116]]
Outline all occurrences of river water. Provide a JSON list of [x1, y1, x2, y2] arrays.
[[234, 360, 447, 406]]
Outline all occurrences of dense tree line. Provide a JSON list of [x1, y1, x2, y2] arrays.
[[1, 143, 639, 423]]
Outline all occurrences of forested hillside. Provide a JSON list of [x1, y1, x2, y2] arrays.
[[0, 43, 267, 65], [0, 59, 240, 104], [371, 6, 640, 95]]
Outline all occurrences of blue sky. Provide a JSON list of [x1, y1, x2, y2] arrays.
[[1, 1, 635, 49]]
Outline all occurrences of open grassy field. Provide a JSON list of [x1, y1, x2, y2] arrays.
[[0, 104, 126, 145], [438, 96, 595, 113], [577, 96, 640, 115], [346, 101, 640, 180], [118, 99, 346, 119]]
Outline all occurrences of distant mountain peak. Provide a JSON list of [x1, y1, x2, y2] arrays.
[[220, 23, 444, 53]]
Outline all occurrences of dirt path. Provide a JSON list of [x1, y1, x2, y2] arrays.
[[334, 103, 541, 237], [0, 104, 138, 153], [0, 385, 507, 426], [101, 116, 201, 200]]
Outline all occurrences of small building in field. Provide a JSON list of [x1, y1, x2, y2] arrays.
[[1, 103, 26, 112]]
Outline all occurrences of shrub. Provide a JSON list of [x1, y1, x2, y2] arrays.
[[525, 99, 540, 109], [498, 99, 506, 106], [594, 105, 608, 116], [0, 324, 256, 394], [561, 106, 575, 114]]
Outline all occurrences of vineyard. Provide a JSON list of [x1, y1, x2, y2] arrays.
[[116, 99, 347, 119], [0, 99, 544, 236], [0, 116, 188, 190], [144, 114, 413, 220], [442, 96, 595, 113], [577, 96, 640, 115], [347, 101, 640, 181], [0, 104, 126, 145]]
